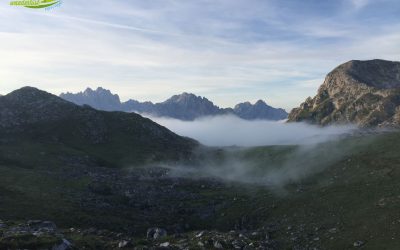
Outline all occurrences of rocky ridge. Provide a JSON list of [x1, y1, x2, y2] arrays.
[[60, 88, 288, 121], [288, 59, 400, 127]]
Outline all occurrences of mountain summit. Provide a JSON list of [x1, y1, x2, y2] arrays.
[[154, 92, 223, 120], [288, 59, 400, 127], [60, 89, 288, 121], [60, 87, 121, 111]]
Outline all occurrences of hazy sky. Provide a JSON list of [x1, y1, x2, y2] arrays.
[[1, 0, 399, 110]]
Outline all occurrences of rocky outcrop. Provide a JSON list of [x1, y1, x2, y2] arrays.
[[61, 88, 288, 121], [288, 59, 400, 127]]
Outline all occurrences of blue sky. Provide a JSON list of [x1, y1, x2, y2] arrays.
[[0, 0, 399, 110]]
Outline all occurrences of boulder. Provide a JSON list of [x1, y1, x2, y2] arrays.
[[147, 228, 167, 240]]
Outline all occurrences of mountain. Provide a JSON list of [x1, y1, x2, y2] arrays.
[[61, 88, 288, 121], [5, 89, 400, 249], [234, 100, 288, 120], [151, 92, 225, 120], [1, 87, 198, 166], [60, 87, 121, 111], [288, 59, 400, 127]]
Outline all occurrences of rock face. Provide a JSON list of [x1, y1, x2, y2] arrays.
[[288, 59, 400, 127], [61, 88, 288, 121]]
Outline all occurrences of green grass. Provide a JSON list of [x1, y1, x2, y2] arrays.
[[2, 130, 400, 248]]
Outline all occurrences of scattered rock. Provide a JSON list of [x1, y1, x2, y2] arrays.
[[159, 242, 170, 247], [328, 228, 337, 234], [196, 231, 204, 238], [377, 198, 386, 207], [118, 240, 130, 248], [147, 228, 167, 240], [213, 240, 223, 249], [28, 220, 57, 233], [353, 240, 365, 247], [52, 239, 73, 250]]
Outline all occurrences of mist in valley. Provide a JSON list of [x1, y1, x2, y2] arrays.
[[147, 115, 356, 147], [144, 115, 360, 187]]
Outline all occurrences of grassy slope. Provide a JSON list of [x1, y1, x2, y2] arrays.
[[212, 132, 400, 249], [1, 131, 400, 248]]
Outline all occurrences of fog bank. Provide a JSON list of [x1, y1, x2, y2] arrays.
[[145, 115, 356, 147]]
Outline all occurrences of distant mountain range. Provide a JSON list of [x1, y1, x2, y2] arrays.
[[288, 59, 400, 127], [60, 88, 288, 121]]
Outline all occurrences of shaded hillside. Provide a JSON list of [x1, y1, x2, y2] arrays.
[[0, 87, 198, 166], [288, 59, 400, 127]]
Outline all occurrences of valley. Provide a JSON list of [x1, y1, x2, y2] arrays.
[[1, 114, 400, 249], [3, 0, 400, 248]]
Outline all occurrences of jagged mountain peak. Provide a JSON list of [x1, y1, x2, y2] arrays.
[[83, 87, 115, 95], [60, 86, 121, 111], [164, 92, 210, 104], [234, 101, 251, 108], [254, 100, 268, 106]]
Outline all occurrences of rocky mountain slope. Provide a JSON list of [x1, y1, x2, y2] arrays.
[[60, 88, 288, 121], [0, 87, 197, 166], [288, 59, 400, 127]]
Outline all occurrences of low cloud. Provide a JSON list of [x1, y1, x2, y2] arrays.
[[162, 136, 363, 189], [146, 115, 356, 147], [145, 115, 359, 187]]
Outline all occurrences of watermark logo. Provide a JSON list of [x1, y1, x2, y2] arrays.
[[10, 0, 62, 10]]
